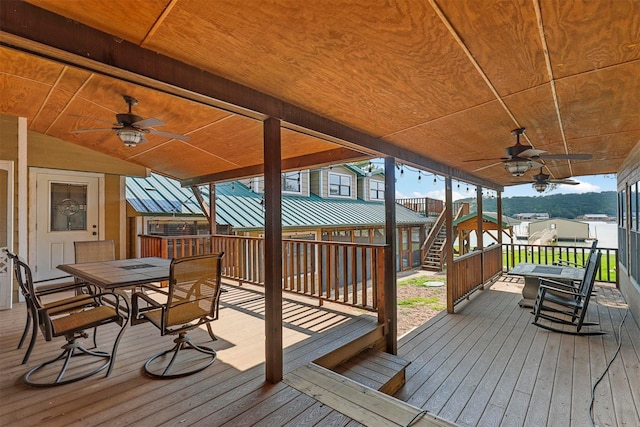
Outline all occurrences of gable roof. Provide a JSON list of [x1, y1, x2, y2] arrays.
[[126, 173, 430, 231]]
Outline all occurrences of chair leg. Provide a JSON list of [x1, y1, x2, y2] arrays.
[[206, 323, 217, 341], [105, 317, 128, 377], [23, 336, 111, 387], [21, 308, 39, 365], [17, 308, 31, 349], [144, 332, 217, 379]]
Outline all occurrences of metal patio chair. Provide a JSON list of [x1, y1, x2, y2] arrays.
[[132, 252, 224, 378], [10, 255, 129, 386], [73, 239, 115, 264], [5, 250, 97, 364]]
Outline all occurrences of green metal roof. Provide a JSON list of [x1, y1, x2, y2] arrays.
[[452, 211, 518, 228], [126, 173, 429, 231]]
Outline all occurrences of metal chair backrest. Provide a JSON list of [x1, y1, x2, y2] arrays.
[[163, 253, 224, 334], [5, 251, 32, 303], [74, 240, 115, 263]]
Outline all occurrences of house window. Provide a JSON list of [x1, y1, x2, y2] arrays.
[[329, 173, 351, 197], [282, 172, 301, 193], [370, 180, 384, 200]]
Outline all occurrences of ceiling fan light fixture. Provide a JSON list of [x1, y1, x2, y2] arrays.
[[117, 128, 145, 146], [504, 159, 532, 176], [533, 181, 548, 193]]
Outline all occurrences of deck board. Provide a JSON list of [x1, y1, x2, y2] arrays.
[[1, 278, 639, 426], [396, 279, 640, 427]]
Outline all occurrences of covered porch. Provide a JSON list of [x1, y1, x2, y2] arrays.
[[1, 276, 637, 426]]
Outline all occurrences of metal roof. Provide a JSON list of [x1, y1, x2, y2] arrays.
[[126, 173, 430, 231]]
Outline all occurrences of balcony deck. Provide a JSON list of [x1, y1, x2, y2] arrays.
[[0, 277, 638, 426]]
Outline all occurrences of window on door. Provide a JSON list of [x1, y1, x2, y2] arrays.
[[50, 183, 88, 231]]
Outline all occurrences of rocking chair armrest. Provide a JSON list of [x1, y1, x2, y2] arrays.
[[538, 277, 578, 290], [553, 259, 582, 267], [538, 283, 582, 297]]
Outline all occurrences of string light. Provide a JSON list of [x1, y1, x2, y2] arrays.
[[418, 171, 422, 182]]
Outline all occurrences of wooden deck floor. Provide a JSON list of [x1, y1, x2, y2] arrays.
[[0, 277, 638, 426], [396, 277, 640, 427]]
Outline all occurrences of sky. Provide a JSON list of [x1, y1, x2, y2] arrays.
[[392, 166, 617, 201]]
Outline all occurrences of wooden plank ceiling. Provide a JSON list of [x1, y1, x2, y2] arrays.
[[1, 0, 639, 188]]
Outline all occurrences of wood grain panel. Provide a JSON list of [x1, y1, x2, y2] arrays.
[[438, 0, 548, 96], [555, 61, 640, 138], [130, 140, 244, 179], [542, 0, 640, 79], [140, 0, 494, 135], [27, 0, 171, 45], [0, 75, 51, 119]]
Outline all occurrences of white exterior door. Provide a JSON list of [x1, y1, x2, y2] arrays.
[[33, 170, 103, 281], [0, 161, 14, 310]]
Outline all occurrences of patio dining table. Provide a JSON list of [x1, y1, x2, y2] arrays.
[[57, 257, 171, 290], [508, 263, 585, 308]]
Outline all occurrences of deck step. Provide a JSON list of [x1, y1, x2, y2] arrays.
[[332, 348, 410, 395], [284, 363, 457, 427]]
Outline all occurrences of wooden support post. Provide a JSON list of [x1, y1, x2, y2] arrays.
[[476, 187, 484, 251], [383, 157, 397, 354], [263, 117, 283, 383], [209, 184, 216, 235], [497, 191, 503, 245], [445, 176, 454, 313], [476, 186, 484, 285]]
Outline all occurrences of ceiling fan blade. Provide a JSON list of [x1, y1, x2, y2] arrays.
[[529, 161, 544, 169], [534, 153, 592, 160], [472, 162, 502, 172], [548, 179, 579, 185], [133, 117, 165, 128], [462, 157, 506, 163], [148, 128, 190, 142], [519, 148, 546, 158], [71, 128, 116, 133]]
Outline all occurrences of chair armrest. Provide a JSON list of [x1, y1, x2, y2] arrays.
[[553, 260, 582, 267], [131, 290, 163, 324], [538, 277, 578, 290], [33, 278, 90, 295], [538, 283, 582, 297]]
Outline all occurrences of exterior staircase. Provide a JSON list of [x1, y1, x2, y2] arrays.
[[423, 226, 447, 271]]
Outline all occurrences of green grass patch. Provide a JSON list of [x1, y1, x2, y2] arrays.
[[398, 296, 446, 311], [398, 277, 446, 287]]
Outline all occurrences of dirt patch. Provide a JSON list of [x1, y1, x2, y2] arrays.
[[396, 275, 447, 337]]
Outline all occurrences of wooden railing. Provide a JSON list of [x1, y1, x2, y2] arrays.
[[502, 243, 618, 283], [139, 234, 386, 311], [396, 197, 443, 217], [449, 245, 503, 310]]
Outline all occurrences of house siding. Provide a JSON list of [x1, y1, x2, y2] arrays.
[[617, 140, 640, 323]]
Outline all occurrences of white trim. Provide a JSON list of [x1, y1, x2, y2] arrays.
[[0, 160, 14, 309], [18, 118, 27, 266]]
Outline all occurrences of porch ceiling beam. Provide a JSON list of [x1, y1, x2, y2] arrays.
[[181, 147, 370, 186], [0, 1, 503, 192]]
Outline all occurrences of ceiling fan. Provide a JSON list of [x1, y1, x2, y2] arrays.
[[515, 167, 580, 193], [464, 128, 592, 176], [71, 95, 189, 146]]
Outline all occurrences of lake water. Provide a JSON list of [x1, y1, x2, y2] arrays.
[[472, 221, 619, 249]]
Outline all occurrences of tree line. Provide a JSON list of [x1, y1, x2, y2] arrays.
[[461, 191, 616, 219]]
